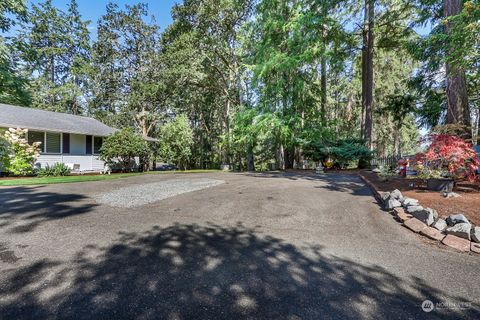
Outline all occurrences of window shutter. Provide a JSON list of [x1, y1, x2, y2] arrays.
[[62, 133, 70, 154], [86, 135, 92, 155]]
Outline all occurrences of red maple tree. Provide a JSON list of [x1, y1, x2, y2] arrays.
[[416, 134, 480, 183]]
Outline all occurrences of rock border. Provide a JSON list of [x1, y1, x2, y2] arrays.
[[358, 172, 479, 255]]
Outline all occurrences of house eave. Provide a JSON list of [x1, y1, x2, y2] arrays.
[[0, 123, 116, 137]]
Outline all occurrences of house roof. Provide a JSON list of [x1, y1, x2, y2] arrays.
[[0, 103, 158, 141], [0, 103, 116, 136]]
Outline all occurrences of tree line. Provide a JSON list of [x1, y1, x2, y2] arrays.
[[0, 0, 478, 170]]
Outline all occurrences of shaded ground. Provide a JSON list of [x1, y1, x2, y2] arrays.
[[0, 172, 478, 319], [361, 170, 480, 226]]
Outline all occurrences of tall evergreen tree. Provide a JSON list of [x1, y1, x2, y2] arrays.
[[444, 0, 470, 136], [0, 0, 29, 105], [90, 3, 165, 137], [17, 0, 90, 114]]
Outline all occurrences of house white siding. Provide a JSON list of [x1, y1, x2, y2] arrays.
[[92, 156, 105, 171], [35, 154, 63, 169], [35, 155, 106, 172]]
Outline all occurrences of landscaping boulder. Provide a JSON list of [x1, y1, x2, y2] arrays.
[[442, 235, 471, 252], [403, 218, 427, 233], [385, 198, 402, 210], [446, 214, 470, 226], [425, 208, 438, 226], [409, 207, 437, 226], [471, 227, 480, 243], [420, 227, 446, 241], [431, 218, 447, 231], [445, 223, 471, 240], [406, 205, 424, 214], [390, 189, 403, 200], [443, 192, 460, 198], [393, 207, 413, 223], [401, 197, 419, 207], [381, 192, 391, 202]]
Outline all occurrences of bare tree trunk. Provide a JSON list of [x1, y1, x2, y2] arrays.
[[444, 0, 471, 138], [362, 0, 374, 149]]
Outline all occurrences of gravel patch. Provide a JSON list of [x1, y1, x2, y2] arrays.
[[95, 178, 225, 208]]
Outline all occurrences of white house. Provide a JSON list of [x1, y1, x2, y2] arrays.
[[0, 103, 155, 172]]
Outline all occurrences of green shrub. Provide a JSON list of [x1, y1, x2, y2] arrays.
[[305, 138, 373, 168], [100, 128, 149, 172], [36, 163, 71, 177]]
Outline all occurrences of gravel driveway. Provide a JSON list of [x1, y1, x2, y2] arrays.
[[0, 172, 478, 319], [95, 178, 225, 208]]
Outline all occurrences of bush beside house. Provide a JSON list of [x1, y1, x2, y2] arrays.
[[36, 163, 71, 177], [0, 128, 41, 176], [100, 128, 149, 172]]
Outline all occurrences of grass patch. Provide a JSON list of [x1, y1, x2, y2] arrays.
[[0, 169, 225, 186], [0, 173, 143, 186]]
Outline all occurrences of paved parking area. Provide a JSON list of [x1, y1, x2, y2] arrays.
[[0, 172, 478, 319]]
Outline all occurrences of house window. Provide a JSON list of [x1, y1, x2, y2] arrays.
[[93, 136, 103, 154], [28, 131, 45, 152], [46, 132, 61, 153]]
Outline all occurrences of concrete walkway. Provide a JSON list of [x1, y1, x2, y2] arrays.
[[0, 172, 478, 319]]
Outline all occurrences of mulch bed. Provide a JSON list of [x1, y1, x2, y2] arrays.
[[360, 170, 480, 226]]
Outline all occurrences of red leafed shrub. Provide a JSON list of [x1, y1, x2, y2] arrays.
[[416, 134, 480, 183]]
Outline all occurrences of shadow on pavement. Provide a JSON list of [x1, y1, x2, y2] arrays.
[[0, 186, 96, 233], [243, 171, 372, 197], [0, 223, 476, 319]]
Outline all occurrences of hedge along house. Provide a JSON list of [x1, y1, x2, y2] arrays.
[[0, 103, 155, 172]]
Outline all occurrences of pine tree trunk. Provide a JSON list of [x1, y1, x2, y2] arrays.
[[444, 0, 471, 138], [278, 144, 285, 170], [247, 145, 255, 172], [362, 0, 374, 149], [393, 126, 401, 157]]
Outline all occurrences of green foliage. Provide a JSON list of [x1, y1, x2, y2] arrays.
[[13, 0, 90, 114], [409, 0, 479, 129], [36, 162, 71, 177], [378, 165, 397, 181], [0, 0, 30, 105], [6, 0, 475, 171], [305, 138, 373, 168], [158, 115, 194, 170], [100, 128, 148, 172], [91, 2, 167, 135], [1, 128, 41, 176]]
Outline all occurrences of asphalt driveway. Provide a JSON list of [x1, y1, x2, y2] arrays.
[[0, 172, 478, 319]]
